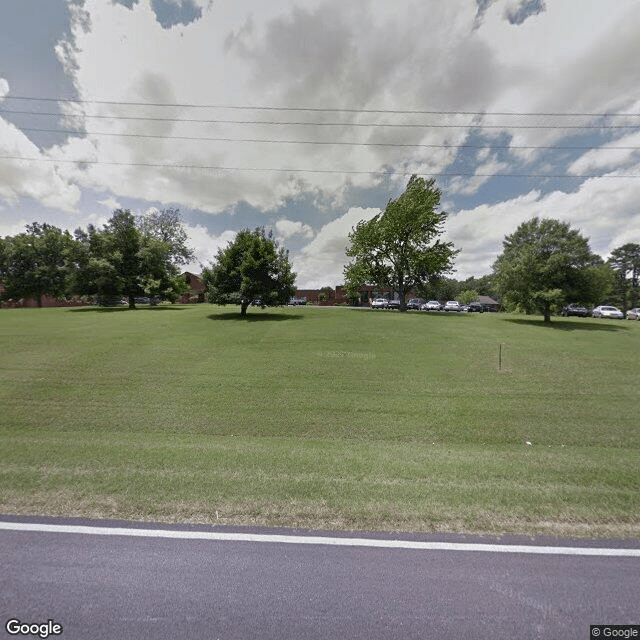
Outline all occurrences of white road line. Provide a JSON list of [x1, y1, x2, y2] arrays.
[[1, 521, 639, 556]]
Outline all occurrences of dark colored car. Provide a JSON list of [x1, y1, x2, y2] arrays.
[[561, 303, 589, 317], [467, 302, 484, 313], [386, 299, 401, 310], [406, 298, 425, 310]]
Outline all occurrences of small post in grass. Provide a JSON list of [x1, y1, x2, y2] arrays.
[[499, 343, 503, 370]]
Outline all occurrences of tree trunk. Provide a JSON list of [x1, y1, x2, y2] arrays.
[[128, 294, 136, 309], [241, 301, 249, 316], [543, 303, 551, 323], [36, 295, 42, 308]]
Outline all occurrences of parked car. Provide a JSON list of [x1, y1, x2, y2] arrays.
[[421, 300, 442, 311], [625, 307, 640, 320], [561, 303, 589, 317], [386, 299, 401, 310], [592, 305, 624, 319], [288, 297, 307, 306], [443, 300, 462, 312], [406, 298, 425, 310], [467, 302, 484, 313], [371, 298, 388, 309]]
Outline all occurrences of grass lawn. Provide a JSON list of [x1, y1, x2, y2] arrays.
[[1, 303, 639, 538]]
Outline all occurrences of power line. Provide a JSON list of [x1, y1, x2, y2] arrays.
[[4, 95, 640, 117], [15, 126, 640, 151], [2, 155, 639, 178], [2, 108, 639, 129]]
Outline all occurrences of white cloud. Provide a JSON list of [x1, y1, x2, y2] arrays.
[[275, 218, 314, 239], [448, 157, 509, 196], [183, 224, 237, 272], [292, 206, 379, 288], [0, 119, 80, 211], [97, 197, 123, 211], [0, 218, 30, 238], [45, 0, 501, 213], [568, 132, 640, 175], [447, 169, 640, 279]]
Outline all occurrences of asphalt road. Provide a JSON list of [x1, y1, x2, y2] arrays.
[[1, 516, 639, 640]]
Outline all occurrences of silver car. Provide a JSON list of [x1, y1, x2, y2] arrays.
[[592, 305, 624, 319], [371, 298, 388, 309], [421, 300, 442, 311], [443, 300, 462, 312], [625, 307, 640, 320]]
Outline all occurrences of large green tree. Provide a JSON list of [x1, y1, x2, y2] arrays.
[[202, 228, 296, 316], [136, 208, 195, 266], [70, 209, 188, 308], [492, 217, 605, 322], [343, 175, 457, 310], [608, 243, 640, 309], [0, 223, 77, 307]]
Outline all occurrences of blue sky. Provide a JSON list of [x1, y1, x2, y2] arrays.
[[1, 0, 639, 287]]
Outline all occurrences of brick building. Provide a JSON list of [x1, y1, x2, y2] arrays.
[[178, 272, 206, 303]]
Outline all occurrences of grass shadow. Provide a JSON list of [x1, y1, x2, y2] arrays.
[[208, 312, 304, 322], [68, 305, 186, 313], [503, 317, 630, 332]]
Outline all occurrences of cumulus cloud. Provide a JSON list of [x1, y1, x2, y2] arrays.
[[47, 0, 502, 213], [183, 224, 237, 271], [0, 119, 80, 211], [448, 157, 509, 195], [292, 207, 379, 288], [447, 168, 640, 278], [567, 132, 640, 176], [275, 218, 314, 239], [97, 197, 123, 211]]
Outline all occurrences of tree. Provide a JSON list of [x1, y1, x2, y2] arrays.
[[457, 289, 479, 305], [608, 243, 640, 309], [492, 217, 604, 322], [343, 176, 457, 311], [69, 210, 189, 308], [0, 223, 77, 307], [202, 228, 296, 316], [136, 208, 195, 266]]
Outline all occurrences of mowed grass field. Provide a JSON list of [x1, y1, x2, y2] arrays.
[[1, 304, 639, 538]]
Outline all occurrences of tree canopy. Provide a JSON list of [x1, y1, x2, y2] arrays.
[[492, 217, 607, 322], [136, 208, 195, 266], [70, 209, 189, 308], [608, 243, 640, 309], [202, 227, 296, 316], [0, 223, 76, 307], [343, 175, 457, 310]]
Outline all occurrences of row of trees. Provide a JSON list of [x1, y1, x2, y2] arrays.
[[0, 209, 193, 309], [1, 176, 637, 320], [343, 176, 638, 322]]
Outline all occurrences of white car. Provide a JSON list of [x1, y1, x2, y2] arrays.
[[371, 298, 388, 309], [443, 300, 462, 312], [592, 305, 624, 319], [421, 300, 442, 311], [626, 308, 640, 320]]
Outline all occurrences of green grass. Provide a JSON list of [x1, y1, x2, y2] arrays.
[[1, 304, 639, 538]]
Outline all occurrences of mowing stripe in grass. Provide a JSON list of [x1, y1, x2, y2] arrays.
[[1, 521, 639, 556]]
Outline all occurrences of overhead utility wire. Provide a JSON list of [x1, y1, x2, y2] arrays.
[[2, 155, 639, 179], [4, 95, 640, 118], [1, 108, 639, 129], [16, 126, 640, 151]]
